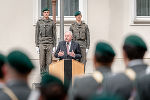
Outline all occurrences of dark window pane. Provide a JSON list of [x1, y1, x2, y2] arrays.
[[137, 0, 150, 16], [64, 0, 79, 16], [41, 0, 58, 16], [41, 0, 79, 16]]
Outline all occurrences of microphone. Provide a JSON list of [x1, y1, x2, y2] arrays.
[[67, 42, 69, 45]]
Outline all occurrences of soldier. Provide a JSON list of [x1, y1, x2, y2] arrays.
[[68, 41, 116, 100], [101, 34, 148, 100], [0, 50, 35, 100], [39, 73, 67, 100], [35, 8, 56, 74], [69, 11, 90, 66]]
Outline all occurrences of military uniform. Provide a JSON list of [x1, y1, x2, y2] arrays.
[[101, 35, 148, 100], [136, 72, 150, 100], [0, 80, 31, 100], [70, 21, 90, 66], [35, 17, 56, 73], [102, 60, 148, 100], [68, 67, 112, 100], [0, 50, 35, 100], [68, 42, 116, 100]]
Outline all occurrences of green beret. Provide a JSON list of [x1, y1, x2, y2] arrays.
[[95, 42, 116, 57], [42, 8, 50, 12], [0, 53, 6, 67], [74, 11, 81, 16], [7, 50, 35, 74], [124, 35, 147, 50], [41, 73, 63, 86]]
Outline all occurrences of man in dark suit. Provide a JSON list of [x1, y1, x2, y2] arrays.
[[54, 31, 82, 61], [102, 34, 148, 100], [68, 41, 116, 100]]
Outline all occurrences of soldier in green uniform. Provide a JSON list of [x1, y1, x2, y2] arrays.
[[69, 11, 90, 66], [68, 41, 116, 100], [35, 8, 56, 74], [101, 34, 148, 100], [0, 50, 35, 100]]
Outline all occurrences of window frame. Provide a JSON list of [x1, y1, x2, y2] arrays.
[[33, 0, 88, 25], [131, 0, 150, 25]]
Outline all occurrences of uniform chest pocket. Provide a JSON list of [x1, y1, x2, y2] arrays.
[[39, 24, 45, 30], [79, 28, 86, 39], [46, 24, 52, 31]]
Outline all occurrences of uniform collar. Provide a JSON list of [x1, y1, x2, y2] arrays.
[[128, 59, 145, 68], [75, 21, 83, 25], [42, 17, 51, 22], [6, 79, 28, 87], [96, 66, 111, 74]]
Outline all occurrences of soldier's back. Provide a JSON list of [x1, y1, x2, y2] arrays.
[[0, 80, 31, 100]]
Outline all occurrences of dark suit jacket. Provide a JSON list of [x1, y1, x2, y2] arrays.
[[54, 41, 82, 61]]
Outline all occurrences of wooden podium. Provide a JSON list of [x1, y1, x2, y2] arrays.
[[49, 59, 84, 82]]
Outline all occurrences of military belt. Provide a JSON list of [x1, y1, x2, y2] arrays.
[[76, 39, 85, 41]]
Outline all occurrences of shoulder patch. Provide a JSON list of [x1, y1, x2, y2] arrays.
[[92, 71, 103, 83], [125, 68, 136, 81]]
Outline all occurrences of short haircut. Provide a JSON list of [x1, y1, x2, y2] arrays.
[[95, 53, 115, 64], [123, 44, 146, 60], [40, 83, 66, 100], [0, 65, 4, 78], [0, 54, 6, 79]]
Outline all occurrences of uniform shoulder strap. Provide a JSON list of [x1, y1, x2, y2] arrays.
[[92, 71, 103, 84], [146, 66, 150, 74], [2, 86, 18, 100], [125, 68, 136, 81]]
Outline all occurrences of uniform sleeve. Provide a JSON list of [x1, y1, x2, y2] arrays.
[[75, 43, 82, 60], [54, 42, 60, 58], [68, 77, 79, 100], [86, 25, 90, 49], [35, 21, 40, 47], [53, 22, 56, 47], [69, 25, 75, 41], [69, 25, 73, 32]]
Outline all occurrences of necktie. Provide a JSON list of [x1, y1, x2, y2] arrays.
[[66, 42, 69, 55]]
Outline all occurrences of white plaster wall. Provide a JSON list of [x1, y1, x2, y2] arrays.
[[108, 0, 150, 72], [0, 0, 37, 59]]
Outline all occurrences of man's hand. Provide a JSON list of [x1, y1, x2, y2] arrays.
[[58, 50, 64, 57], [36, 47, 40, 54], [69, 50, 75, 58]]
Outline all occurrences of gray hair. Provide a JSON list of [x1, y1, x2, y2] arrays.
[[65, 31, 72, 36]]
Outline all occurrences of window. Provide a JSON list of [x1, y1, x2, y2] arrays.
[[136, 0, 150, 16], [132, 0, 150, 25], [41, 0, 79, 16], [33, 0, 87, 25], [41, 0, 58, 16]]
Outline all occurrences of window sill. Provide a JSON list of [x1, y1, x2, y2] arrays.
[[33, 16, 86, 26], [130, 17, 150, 26]]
